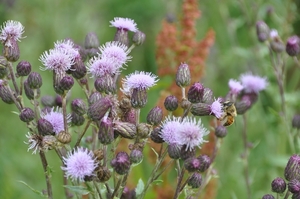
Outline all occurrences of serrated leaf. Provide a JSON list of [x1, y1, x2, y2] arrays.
[[135, 178, 145, 196], [63, 185, 90, 195], [18, 181, 47, 198]]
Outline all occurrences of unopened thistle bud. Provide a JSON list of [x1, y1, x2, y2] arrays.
[[88, 92, 103, 105], [270, 30, 285, 53], [150, 127, 164, 143], [132, 31, 146, 46], [168, 143, 181, 159], [256, 21, 269, 42], [187, 173, 202, 188], [292, 114, 300, 129], [187, 82, 204, 103], [114, 121, 136, 139], [202, 87, 214, 104], [284, 154, 300, 181], [57, 131, 72, 144], [84, 32, 100, 49], [71, 98, 87, 116], [94, 75, 116, 94], [130, 149, 143, 164], [16, 60, 31, 77], [3, 39, 20, 62], [184, 157, 201, 172], [59, 75, 74, 91], [131, 88, 147, 109], [111, 152, 131, 175], [70, 60, 87, 79], [0, 56, 8, 68], [98, 117, 114, 145], [19, 107, 35, 122], [71, 112, 85, 126], [197, 154, 211, 172], [93, 149, 104, 161], [0, 80, 13, 104], [235, 99, 252, 115], [164, 95, 178, 112], [137, 123, 152, 139], [27, 72, 42, 89], [176, 63, 191, 88], [271, 177, 286, 193], [289, 179, 300, 194], [286, 36, 300, 57], [37, 118, 54, 136], [262, 194, 275, 199], [96, 166, 111, 182], [190, 103, 211, 117], [24, 79, 37, 100], [147, 106, 163, 125], [87, 96, 112, 122], [215, 125, 228, 138], [122, 108, 136, 124]]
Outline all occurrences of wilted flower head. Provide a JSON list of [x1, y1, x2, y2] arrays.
[[62, 147, 97, 182], [87, 56, 120, 78], [177, 117, 209, 151], [122, 71, 158, 93], [110, 17, 138, 32], [210, 98, 223, 119], [99, 41, 131, 66], [25, 133, 57, 154], [0, 20, 25, 46], [228, 79, 243, 95], [41, 107, 71, 135], [160, 116, 182, 145], [239, 73, 268, 94]]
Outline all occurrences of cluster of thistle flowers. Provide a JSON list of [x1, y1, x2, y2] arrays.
[[261, 154, 300, 199], [0, 17, 268, 198]]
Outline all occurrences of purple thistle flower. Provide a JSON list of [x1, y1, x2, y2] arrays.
[[239, 73, 268, 94], [228, 79, 243, 95], [41, 107, 71, 135], [39, 48, 75, 74], [62, 147, 98, 182], [110, 17, 138, 32], [87, 56, 120, 78], [0, 20, 25, 46], [210, 98, 223, 119], [160, 116, 182, 145], [178, 117, 209, 151], [54, 40, 81, 61], [122, 71, 158, 91], [99, 41, 131, 66]]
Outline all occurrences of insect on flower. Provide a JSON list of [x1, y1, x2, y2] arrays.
[[218, 101, 237, 127]]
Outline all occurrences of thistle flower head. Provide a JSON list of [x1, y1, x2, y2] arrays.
[[39, 48, 74, 74], [62, 147, 98, 182], [99, 41, 131, 66], [122, 71, 158, 92], [110, 17, 138, 32], [41, 107, 71, 135], [210, 98, 223, 119], [87, 56, 120, 78], [270, 29, 279, 39], [177, 117, 209, 151], [54, 40, 81, 61], [0, 20, 25, 46], [160, 116, 182, 145], [25, 133, 56, 154], [228, 79, 243, 95], [239, 73, 268, 94]]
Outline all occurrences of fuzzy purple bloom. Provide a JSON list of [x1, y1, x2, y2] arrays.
[[228, 79, 243, 95], [0, 20, 25, 46], [110, 17, 138, 32], [240, 73, 268, 94], [41, 107, 71, 135], [122, 71, 158, 92], [177, 117, 209, 151], [87, 56, 120, 78], [62, 147, 97, 182], [210, 98, 223, 119], [54, 40, 81, 61], [99, 41, 131, 66], [160, 116, 182, 145]]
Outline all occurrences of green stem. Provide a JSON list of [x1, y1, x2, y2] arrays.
[[242, 114, 251, 199], [74, 120, 91, 148], [173, 167, 186, 199]]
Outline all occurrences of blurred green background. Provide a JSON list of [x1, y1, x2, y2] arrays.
[[0, 0, 300, 198]]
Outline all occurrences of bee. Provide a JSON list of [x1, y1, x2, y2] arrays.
[[218, 101, 237, 127]]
